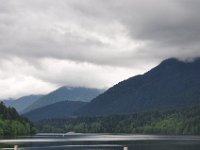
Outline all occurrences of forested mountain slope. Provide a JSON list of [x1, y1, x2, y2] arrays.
[[24, 101, 88, 121], [0, 102, 36, 137], [77, 58, 200, 116]]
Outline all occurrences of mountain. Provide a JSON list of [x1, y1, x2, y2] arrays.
[[23, 101, 88, 122], [3, 95, 43, 113], [23, 87, 103, 113], [2, 99, 15, 106], [76, 58, 200, 116]]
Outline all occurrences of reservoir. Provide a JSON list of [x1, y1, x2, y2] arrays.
[[1, 133, 200, 150]]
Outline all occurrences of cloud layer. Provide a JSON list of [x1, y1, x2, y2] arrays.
[[0, 0, 200, 99]]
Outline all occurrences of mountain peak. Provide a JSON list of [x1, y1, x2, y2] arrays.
[[159, 58, 180, 65], [76, 57, 200, 116], [160, 57, 200, 65], [23, 86, 104, 114]]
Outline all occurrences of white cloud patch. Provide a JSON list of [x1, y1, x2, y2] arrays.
[[0, 57, 148, 99], [0, 57, 56, 99]]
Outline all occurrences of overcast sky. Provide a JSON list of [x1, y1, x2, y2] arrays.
[[0, 0, 200, 99]]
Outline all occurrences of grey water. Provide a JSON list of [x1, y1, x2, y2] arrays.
[[1, 133, 200, 150]]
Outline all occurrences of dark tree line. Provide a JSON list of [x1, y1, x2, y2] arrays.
[[36, 105, 200, 135], [0, 102, 36, 137]]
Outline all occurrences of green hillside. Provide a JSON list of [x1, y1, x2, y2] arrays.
[[36, 105, 200, 135], [0, 102, 36, 137]]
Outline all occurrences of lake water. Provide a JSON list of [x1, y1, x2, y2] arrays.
[[1, 133, 200, 150]]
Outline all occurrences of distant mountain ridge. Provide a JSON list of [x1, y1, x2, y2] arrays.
[[23, 87, 104, 113], [24, 101, 88, 122], [3, 95, 43, 113], [76, 58, 200, 116]]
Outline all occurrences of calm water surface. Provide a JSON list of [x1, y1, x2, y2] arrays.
[[0, 133, 200, 150]]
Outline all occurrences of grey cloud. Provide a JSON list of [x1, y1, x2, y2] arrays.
[[0, 0, 138, 67], [119, 0, 200, 58], [1, 0, 200, 63], [63, 0, 200, 62], [1, 0, 200, 99]]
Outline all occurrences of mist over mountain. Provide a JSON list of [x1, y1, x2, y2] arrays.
[[23, 87, 104, 113], [76, 58, 200, 116]]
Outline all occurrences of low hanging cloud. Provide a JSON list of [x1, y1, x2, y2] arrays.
[[0, 0, 200, 99]]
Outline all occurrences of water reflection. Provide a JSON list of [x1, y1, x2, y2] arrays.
[[1, 134, 200, 150]]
